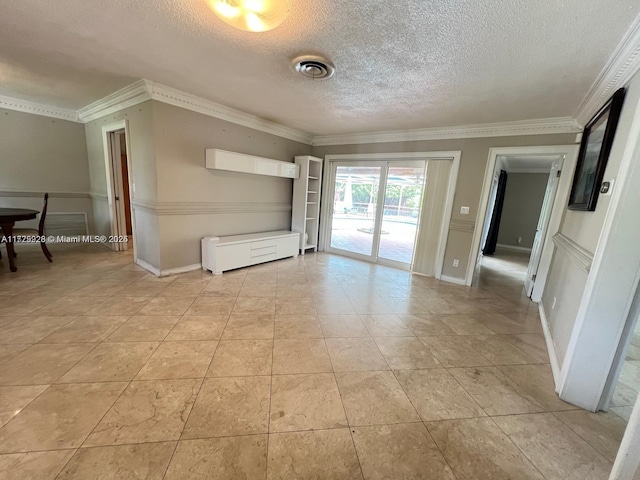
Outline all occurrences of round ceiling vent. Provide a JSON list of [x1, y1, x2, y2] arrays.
[[292, 55, 335, 79]]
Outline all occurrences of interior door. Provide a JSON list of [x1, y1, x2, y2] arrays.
[[525, 158, 563, 297]]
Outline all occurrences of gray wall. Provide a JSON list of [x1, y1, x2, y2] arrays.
[[151, 102, 312, 270], [497, 173, 548, 249], [0, 108, 93, 231], [312, 133, 576, 280]]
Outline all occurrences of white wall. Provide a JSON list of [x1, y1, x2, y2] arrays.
[[0, 108, 93, 232]]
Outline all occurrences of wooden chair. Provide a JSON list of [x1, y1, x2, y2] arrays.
[[0, 193, 53, 263]]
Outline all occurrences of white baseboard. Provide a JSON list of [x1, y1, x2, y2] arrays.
[[160, 263, 203, 277], [440, 275, 467, 286], [539, 302, 562, 392], [496, 243, 533, 253], [136, 258, 161, 276]]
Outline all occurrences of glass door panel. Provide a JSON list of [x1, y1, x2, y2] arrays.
[[377, 165, 426, 266], [329, 166, 381, 257]]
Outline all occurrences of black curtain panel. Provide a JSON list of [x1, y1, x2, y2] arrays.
[[483, 170, 508, 256]]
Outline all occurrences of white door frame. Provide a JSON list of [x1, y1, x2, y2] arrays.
[[466, 145, 580, 294], [319, 151, 461, 279], [101, 120, 137, 260]]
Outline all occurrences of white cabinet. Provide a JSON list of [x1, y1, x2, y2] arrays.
[[202, 231, 299, 275], [205, 149, 299, 179], [291, 156, 323, 254]]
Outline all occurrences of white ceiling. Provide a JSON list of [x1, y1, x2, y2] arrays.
[[1, 0, 639, 136]]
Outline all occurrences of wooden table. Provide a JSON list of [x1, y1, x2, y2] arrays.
[[0, 208, 39, 272]]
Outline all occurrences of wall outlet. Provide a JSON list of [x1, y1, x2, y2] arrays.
[[552, 297, 557, 309], [460, 206, 470, 215], [453, 259, 459, 267]]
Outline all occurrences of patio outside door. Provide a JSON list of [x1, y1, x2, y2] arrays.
[[327, 161, 426, 269]]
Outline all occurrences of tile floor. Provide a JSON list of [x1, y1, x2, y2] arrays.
[[0, 244, 629, 479]]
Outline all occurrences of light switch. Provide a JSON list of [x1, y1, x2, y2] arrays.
[[460, 206, 470, 215]]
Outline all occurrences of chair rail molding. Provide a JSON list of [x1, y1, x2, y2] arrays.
[[552, 232, 594, 273], [130, 200, 292, 216], [0, 190, 92, 199]]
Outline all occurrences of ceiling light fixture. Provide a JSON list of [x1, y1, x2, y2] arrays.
[[206, 0, 290, 32]]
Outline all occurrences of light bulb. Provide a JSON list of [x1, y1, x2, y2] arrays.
[[206, 0, 290, 32]]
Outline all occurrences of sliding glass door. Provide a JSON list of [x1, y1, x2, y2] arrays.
[[327, 161, 426, 269]]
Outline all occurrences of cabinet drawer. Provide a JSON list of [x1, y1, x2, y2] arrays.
[[251, 246, 277, 258], [250, 253, 277, 264], [216, 243, 251, 271], [251, 239, 277, 250]]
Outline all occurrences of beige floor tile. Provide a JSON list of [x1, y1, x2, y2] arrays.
[[553, 410, 627, 462], [86, 296, 150, 316], [207, 339, 273, 377], [39, 316, 129, 343], [476, 312, 542, 334], [200, 282, 242, 297], [275, 297, 317, 315], [0, 450, 75, 480], [107, 316, 180, 342], [0, 383, 126, 452], [183, 376, 270, 438], [325, 338, 389, 372], [136, 341, 218, 379], [439, 314, 496, 335], [119, 285, 168, 297], [36, 296, 104, 316], [449, 366, 545, 415], [268, 429, 362, 480], [397, 314, 455, 336], [315, 297, 357, 315], [84, 379, 200, 446], [164, 315, 228, 341], [336, 371, 419, 426], [419, 298, 460, 315], [244, 272, 277, 284], [184, 296, 236, 315], [164, 436, 267, 480], [273, 339, 332, 374], [461, 335, 538, 365], [610, 405, 633, 421], [0, 315, 76, 344], [351, 300, 394, 315], [319, 315, 369, 337], [58, 342, 158, 383], [239, 283, 277, 297], [0, 343, 95, 385], [498, 364, 576, 411], [352, 423, 455, 480], [502, 333, 550, 363], [0, 344, 30, 366], [395, 369, 486, 421], [270, 373, 348, 432], [387, 297, 433, 315], [494, 413, 612, 480], [427, 417, 545, 480], [419, 336, 492, 367], [138, 297, 195, 316], [0, 295, 59, 317], [373, 337, 440, 369], [360, 315, 414, 337], [275, 314, 323, 338], [276, 284, 315, 297], [0, 385, 48, 427], [68, 281, 128, 298], [233, 297, 276, 315], [57, 442, 175, 480], [222, 314, 275, 339], [158, 282, 205, 297]]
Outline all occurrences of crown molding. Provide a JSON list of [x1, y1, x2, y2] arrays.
[[0, 95, 79, 122], [145, 81, 313, 145], [77, 80, 151, 123], [575, 14, 640, 125], [311, 117, 582, 146]]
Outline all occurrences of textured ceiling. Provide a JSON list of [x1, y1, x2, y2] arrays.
[[1, 0, 639, 135]]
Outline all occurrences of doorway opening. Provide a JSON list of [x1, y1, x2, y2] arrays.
[[320, 152, 460, 277], [468, 145, 579, 299], [102, 120, 135, 256]]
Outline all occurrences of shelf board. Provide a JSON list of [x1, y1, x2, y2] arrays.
[[307, 202, 317, 205], [304, 244, 317, 249], [308, 191, 318, 194], [306, 217, 316, 221], [308, 176, 319, 180]]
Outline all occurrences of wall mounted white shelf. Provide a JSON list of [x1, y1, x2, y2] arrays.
[[205, 149, 299, 179], [291, 155, 323, 254]]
